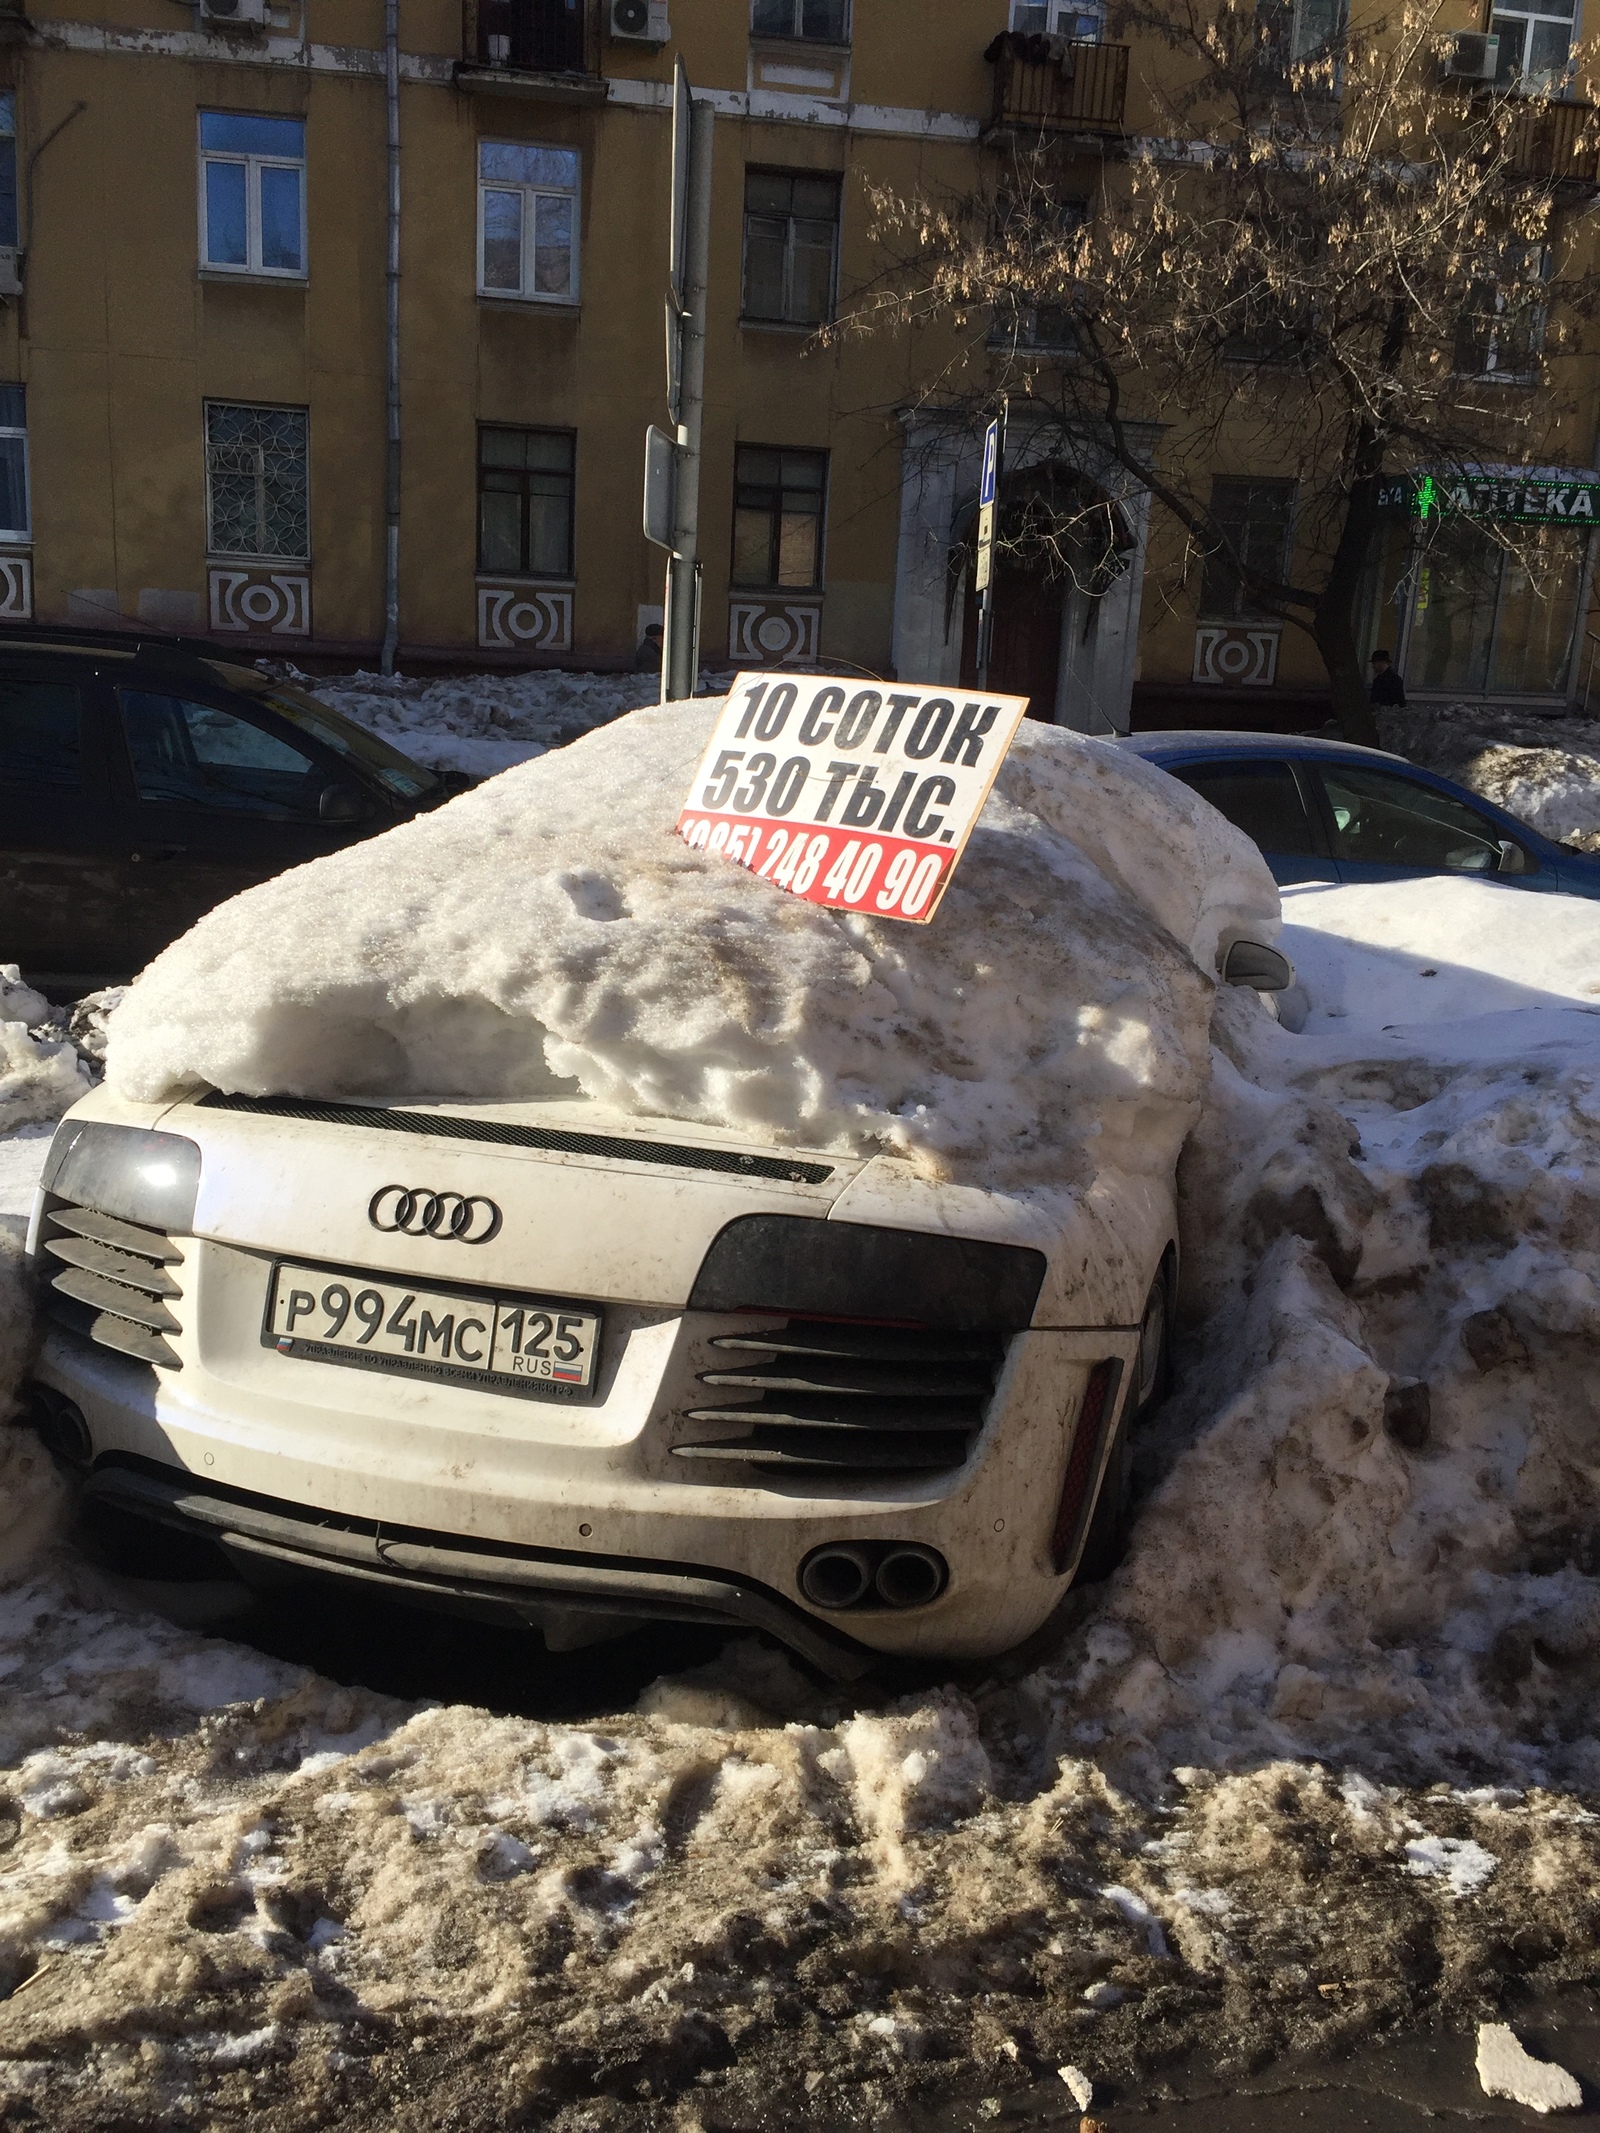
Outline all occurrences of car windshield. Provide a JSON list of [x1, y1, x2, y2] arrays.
[[204, 663, 439, 801]]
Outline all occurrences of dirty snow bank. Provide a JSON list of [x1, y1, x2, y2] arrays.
[[299, 666, 661, 781], [104, 705, 1278, 1185], [1048, 875, 1600, 1792]]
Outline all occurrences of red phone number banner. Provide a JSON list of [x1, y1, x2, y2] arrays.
[[675, 672, 1030, 924]]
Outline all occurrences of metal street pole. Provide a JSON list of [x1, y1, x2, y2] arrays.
[[974, 399, 1006, 690], [663, 91, 713, 702]]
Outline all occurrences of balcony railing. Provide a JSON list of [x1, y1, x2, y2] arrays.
[[1505, 97, 1600, 187], [464, 0, 589, 76], [985, 32, 1130, 138]]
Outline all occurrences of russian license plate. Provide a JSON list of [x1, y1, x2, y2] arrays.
[[263, 1261, 602, 1401]]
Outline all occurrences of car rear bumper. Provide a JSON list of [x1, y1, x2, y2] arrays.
[[79, 1458, 877, 1680]]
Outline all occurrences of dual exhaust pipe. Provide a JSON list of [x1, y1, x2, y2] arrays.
[[799, 1540, 948, 1613]]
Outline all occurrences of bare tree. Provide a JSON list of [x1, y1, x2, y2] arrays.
[[845, 0, 1600, 743]]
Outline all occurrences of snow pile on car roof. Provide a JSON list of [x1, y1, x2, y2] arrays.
[[104, 699, 1278, 1183]]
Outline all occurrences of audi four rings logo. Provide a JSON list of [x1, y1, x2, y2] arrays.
[[368, 1185, 503, 1244]]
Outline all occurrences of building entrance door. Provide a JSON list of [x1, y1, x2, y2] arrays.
[[963, 550, 1065, 718]]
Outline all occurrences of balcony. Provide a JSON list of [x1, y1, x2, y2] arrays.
[[1504, 97, 1600, 190], [984, 31, 1129, 139], [458, 0, 607, 101]]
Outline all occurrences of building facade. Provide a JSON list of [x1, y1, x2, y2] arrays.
[[2, 0, 1598, 725]]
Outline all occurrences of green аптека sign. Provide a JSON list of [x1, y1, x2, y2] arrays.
[[1378, 472, 1600, 525]]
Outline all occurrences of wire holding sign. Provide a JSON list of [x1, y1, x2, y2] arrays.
[[676, 672, 1030, 924]]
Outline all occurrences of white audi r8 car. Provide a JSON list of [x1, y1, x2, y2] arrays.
[[18, 1055, 1240, 1679]]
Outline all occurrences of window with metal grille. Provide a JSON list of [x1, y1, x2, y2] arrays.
[[751, 0, 849, 39], [731, 446, 826, 588], [1455, 245, 1551, 381], [1200, 477, 1295, 619], [199, 113, 306, 278], [477, 427, 575, 578], [205, 403, 309, 560], [742, 170, 841, 326], [477, 142, 579, 303]]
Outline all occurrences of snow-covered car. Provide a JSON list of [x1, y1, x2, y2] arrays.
[[19, 702, 1287, 1678]]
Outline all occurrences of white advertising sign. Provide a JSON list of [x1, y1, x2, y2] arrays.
[[676, 672, 1030, 924]]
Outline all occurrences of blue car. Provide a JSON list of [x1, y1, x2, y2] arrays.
[[1115, 730, 1600, 901]]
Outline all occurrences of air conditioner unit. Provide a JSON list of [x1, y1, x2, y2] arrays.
[[609, 0, 669, 43], [1443, 30, 1499, 80], [0, 250, 20, 300], [201, 0, 269, 29]]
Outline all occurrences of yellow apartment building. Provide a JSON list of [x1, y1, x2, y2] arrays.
[[0, 0, 1596, 729]]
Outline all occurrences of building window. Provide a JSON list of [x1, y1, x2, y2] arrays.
[[742, 171, 840, 326], [731, 446, 826, 588], [0, 96, 17, 251], [1200, 477, 1295, 619], [0, 385, 28, 542], [1492, 0, 1575, 91], [205, 403, 309, 560], [1455, 246, 1550, 380], [199, 113, 307, 279], [751, 0, 849, 39], [1009, 0, 1103, 38], [477, 427, 575, 578], [477, 143, 579, 304]]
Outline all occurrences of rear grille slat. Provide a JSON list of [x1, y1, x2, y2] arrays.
[[48, 1266, 182, 1333], [41, 1201, 186, 1371], [686, 1400, 986, 1432], [674, 1428, 973, 1471], [43, 1235, 184, 1298], [708, 1326, 996, 1364], [45, 1207, 185, 1264], [673, 1316, 1006, 1479], [701, 1360, 993, 1398]]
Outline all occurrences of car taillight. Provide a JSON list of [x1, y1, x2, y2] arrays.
[[688, 1213, 1046, 1330], [1050, 1359, 1122, 1574]]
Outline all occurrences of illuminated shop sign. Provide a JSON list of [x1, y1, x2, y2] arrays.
[[1378, 471, 1600, 525]]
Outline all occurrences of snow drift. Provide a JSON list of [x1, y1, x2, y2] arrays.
[[104, 700, 1279, 1185], [1052, 879, 1600, 1790]]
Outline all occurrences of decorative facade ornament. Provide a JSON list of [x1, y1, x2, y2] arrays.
[[208, 565, 311, 636], [727, 597, 822, 666], [1192, 624, 1280, 686], [0, 550, 32, 620], [477, 583, 573, 653]]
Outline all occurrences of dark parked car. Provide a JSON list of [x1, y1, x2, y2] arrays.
[[1118, 730, 1600, 901], [0, 628, 445, 990]]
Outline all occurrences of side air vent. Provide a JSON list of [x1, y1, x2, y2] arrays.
[[40, 1204, 186, 1370], [671, 1320, 1004, 1476]]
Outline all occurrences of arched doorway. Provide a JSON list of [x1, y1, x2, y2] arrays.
[[959, 464, 1132, 725]]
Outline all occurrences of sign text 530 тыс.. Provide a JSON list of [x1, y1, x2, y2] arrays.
[[676, 672, 1029, 923]]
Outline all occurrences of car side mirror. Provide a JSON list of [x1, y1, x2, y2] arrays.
[[318, 784, 368, 826], [1222, 939, 1295, 992], [1496, 839, 1529, 876]]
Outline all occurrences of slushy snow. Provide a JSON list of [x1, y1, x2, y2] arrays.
[[104, 701, 1280, 1187]]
